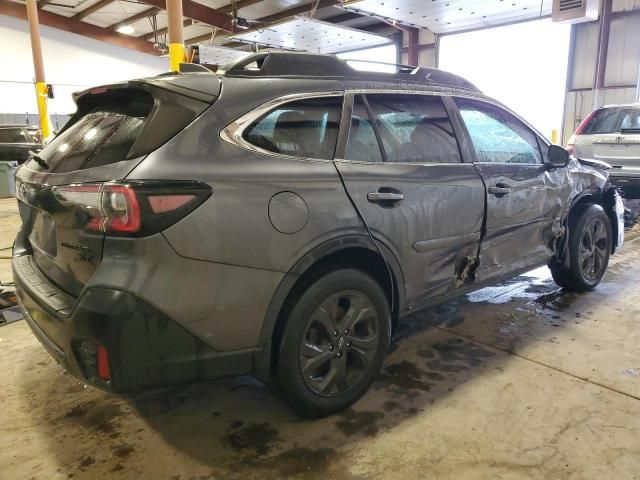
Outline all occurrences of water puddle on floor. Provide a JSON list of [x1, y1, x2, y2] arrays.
[[465, 267, 552, 305]]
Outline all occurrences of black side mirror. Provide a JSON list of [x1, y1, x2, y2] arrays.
[[547, 145, 569, 168]]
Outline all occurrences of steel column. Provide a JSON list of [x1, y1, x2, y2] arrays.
[[25, 0, 50, 138], [166, 0, 185, 71], [593, 0, 612, 108], [407, 27, 419, 66]]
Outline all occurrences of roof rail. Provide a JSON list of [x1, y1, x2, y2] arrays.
[[221, 52, 479, 91]]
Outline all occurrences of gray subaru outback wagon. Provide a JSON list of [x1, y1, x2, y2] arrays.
[[13, 52, 624, 417]]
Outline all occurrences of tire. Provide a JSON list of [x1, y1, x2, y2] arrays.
[[550, 204, 612, 292], [277, 268, 391, 418]]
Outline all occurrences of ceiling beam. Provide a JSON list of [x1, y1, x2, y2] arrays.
[[139, 0, 264, 40], [0, 0, 158, 55], [141, 0, 233, 32], [105, 0, 265, 37], [72, 0, 115, 20], [142, 18, 194, 40], [108, 7, 159, 31], [186, 31, 226, 45], [185, 0, 339, 44], [219, 0, 265, 14]]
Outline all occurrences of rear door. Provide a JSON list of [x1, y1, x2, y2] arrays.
[[454, 97, 567, 280], [334, 93, 485, 307]]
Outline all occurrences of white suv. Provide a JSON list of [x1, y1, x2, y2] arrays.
[[568, 104, 640, 198]]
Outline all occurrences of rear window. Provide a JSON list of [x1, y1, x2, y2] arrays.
[[0, 128, 26, 143], [243, 97, 342, 160], [28, 92, 153, 173], [582, 107, 640, 134]]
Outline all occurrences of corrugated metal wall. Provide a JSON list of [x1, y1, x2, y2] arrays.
[[562, 0, 640, 143]]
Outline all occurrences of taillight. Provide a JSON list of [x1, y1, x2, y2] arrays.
[[53, 181, 211, 236], [96, 344, 111, 381], [77, 340, 111, 383], [573, 109, 598, 136]]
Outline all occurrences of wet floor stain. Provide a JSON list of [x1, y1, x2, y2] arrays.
[[335, 409, 384, 437], [222, 421, 280, 456], [78, 456, 95, 469], [377, 360, 432, 392], [62, 401, 123, 436], [266, 447, 335, 477], [112, 444, 134, 459]]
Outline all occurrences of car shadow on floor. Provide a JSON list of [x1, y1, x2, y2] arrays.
[[20, 263, 624, 479]]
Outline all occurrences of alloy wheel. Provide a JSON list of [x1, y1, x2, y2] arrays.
[[299, 290, 379, 397], [579, 217, 608, 281]]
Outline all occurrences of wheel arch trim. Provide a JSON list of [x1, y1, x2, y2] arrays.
[[252, 234, 405, 381]]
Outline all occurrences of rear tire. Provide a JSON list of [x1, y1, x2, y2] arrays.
[[550, 204, 611, 292], [277, 268, 390, 418]]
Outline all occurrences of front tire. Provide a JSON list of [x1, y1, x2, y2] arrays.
[[277, 268, 391, 418], [551, 204, 612, 291]]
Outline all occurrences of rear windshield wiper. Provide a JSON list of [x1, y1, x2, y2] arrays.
[[621, 128, 640, 134], [28, 151, 49, 170]]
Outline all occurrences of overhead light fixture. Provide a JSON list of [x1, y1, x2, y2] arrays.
[[116, 25, 136, 35]]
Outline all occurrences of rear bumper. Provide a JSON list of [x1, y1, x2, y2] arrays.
[[13, 254, 254, 392], [609, 172, 640, 199]]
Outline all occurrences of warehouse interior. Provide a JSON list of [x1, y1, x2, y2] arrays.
[[1, 0, 640, 478]]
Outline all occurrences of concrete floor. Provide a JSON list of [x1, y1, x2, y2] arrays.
[[1, 196, 640, 480]]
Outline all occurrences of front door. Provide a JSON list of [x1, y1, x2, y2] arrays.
[[454, 97, 567, 280], [334, 93, 486, 307]]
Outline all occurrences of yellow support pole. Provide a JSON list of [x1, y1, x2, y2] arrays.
[[166, 0, 185, 72], [35, 82, 50, 138], [550, 129, 559, 145], [168, 42, 186, 72], [25, 0, 50, 138]]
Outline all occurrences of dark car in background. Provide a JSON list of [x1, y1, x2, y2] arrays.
[[12, 52, 625, 417], [0, 125, 42, 164]]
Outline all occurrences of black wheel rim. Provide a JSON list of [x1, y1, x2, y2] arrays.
[[579, 217, 608, 281], [299, 290, 379, 397]]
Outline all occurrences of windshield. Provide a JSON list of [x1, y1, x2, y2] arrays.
[[582, 107, 640, 134]]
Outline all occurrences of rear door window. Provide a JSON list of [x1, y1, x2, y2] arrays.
[[456, 98, 543, 165], [344, 95, 383, 162], [364, 94, 462, 164], [243, 96, 342, 160]]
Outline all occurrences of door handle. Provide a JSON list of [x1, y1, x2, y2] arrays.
[[367, 192, 404, 203], [488, 184, 512, 196]]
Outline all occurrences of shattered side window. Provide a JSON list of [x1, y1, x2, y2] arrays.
[[456, 98, 542, 165]]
